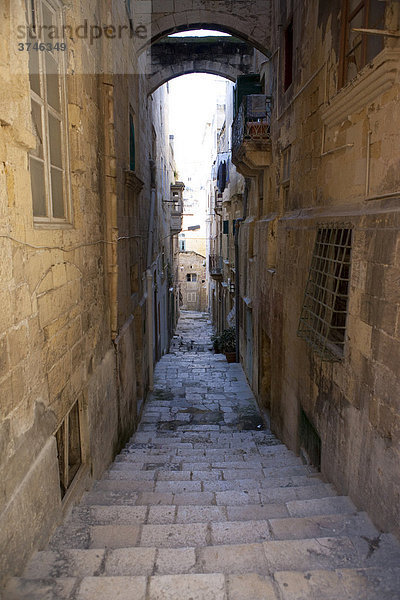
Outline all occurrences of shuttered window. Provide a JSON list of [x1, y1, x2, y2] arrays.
[[28, 0, 70, 223]]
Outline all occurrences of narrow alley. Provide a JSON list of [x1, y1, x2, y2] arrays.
[[5, 313, 400, 600]]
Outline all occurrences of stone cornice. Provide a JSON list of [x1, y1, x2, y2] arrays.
[[124, 170, 144, 194], [322, 49, 400, 127]]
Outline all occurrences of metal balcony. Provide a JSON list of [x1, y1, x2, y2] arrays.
[[232, 94, 272, 176], [209, 254, 223, 281]]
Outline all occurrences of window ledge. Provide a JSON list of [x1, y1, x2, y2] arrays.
[[33, 221, 74, 230], [322, 49, 400, 127]]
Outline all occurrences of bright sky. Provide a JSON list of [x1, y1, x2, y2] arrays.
[[167, 73, 229, 247], [169, 29, 231, 37], [168, 73, 228, 176]]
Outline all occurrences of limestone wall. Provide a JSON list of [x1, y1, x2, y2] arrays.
[[178, 251, 207, 312], [235, 0, 400, 536], [0, 0, 175, 581]]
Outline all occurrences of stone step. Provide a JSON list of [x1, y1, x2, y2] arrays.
[[42, 533, 400, 576], [111, 461, 309, 475], [129, 432, 282, 443], [70, 496, 358, 528], [19, 533, 398, 584], [99, 474, 322, 493], [123, 437, 284, 448], [119, 439, 287, 448], [262, 534, 400, 572], [274, 567, 400, 599], [104, 465, 318, 485], [71, 502, 288, 526], [114, 455, 303, 468], [68, 501, 373, 538], [5, 572, 280, 600], [269, 512, 378, 540], [118, 451, 296, 463], [48, 512, 377, 552], [79, 483, 336, 508]]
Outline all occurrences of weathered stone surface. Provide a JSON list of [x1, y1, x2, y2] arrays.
[[77, 577, 147, 600], [148, 573, 226, 600], [227, 573, 278, 600], [5, 312, 400, 600]]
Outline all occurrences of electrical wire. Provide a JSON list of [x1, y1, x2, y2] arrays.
[[0, 233, 145, 253]]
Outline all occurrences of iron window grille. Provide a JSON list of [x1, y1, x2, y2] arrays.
[[297, 226, 353, 361]]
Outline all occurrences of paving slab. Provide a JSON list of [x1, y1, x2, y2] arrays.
[[4, 578, 76, 600], [104, 548, 156, 576], [22, 549, 104, 579], [77, 576, 147, 600], [198, 543, 268, 575], [227, 573, 279, 600], [140, 523, 208, 547], [89, 525, 141, 549], [148, 573, 227, 600]]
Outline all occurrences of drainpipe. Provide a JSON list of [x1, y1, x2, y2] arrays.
[[147, 160, 156, 268], [146, 160, 156, 391], [234, 178, 251, 363], [146, 269, 154, 391]]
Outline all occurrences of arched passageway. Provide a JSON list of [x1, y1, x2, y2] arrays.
[[146, 35, 259, 95], [141, 0, 273, 55]]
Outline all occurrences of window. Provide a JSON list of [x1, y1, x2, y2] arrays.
[[55, 400, 82, 498], [179, 234, 186, 251], [186, 273, 197, 282], [223, 220, 229, 235], [297, 227, 352, 361], [283, 20, 293, 91], [340, 0, 386, 86], [28, 0, 70, 223], [129, 109, 135, 171], [187, 292, 197, 303]]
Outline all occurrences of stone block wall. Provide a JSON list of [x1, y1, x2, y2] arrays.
[[178, 251, 207, 312], [236, 0, 400, 537], [0, 0, 176, 582]]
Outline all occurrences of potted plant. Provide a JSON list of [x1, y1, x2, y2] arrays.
[[212, 327, 237, 363]]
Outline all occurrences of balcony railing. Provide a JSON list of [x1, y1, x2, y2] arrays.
[[232, 95, 272, 174], [209, 254, 223, 280]]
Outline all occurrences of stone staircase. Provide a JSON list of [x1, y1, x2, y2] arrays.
[[4, 313, 400, 599], [6, 431, 400, 599]]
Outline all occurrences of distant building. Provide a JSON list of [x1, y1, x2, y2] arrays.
[[178, 251, 207, 312]]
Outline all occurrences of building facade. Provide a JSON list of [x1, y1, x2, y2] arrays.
[[209, 0, 400, 537], [0, 0, 181, 581], [178, 250, 207, 312]]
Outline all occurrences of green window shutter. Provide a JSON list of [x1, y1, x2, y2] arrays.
[[223, 220, 229, 235]]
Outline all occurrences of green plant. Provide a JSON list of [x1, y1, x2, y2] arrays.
[[212, 327, 236, 353]]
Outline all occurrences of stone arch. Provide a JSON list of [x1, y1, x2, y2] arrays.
[[142, 1, 273, 56], [148, 66, 234, 96], [146, 35, 258, 95]]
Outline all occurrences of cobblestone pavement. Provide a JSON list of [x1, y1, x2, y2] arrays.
[[149, 311, 266, 433], [6, 312, 400, 599]]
